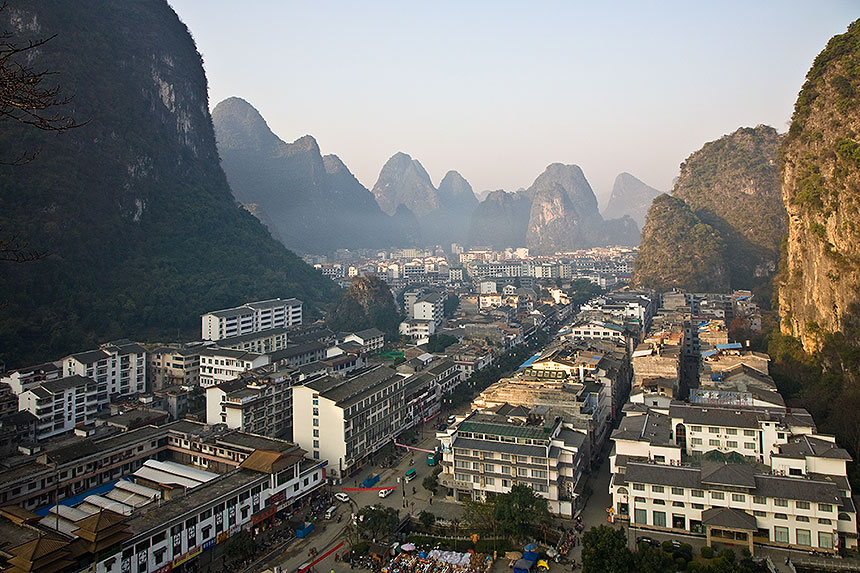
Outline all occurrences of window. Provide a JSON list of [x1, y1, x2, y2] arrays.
[[152, 532, 166, 544], [819, 531, 834, 550], [671, 487, 684, 496], [727, 441, 738, 448], [691, 438, 702, 446], [774, 526, 789, 543], [653, 499, 665, 505], [484, 464, 495, 472], [819, 503, 833, 513], [517, 468, 528, 477], [725, 428, 737, 435], [744, 442, 756, 450], [634, 508, 647, 524], [313, 429, 319, 437], [709, 439, 720, 447], [744, 429, 756, 437], [692, 503, 704, 510], [774, 498, 788, 507], [653, 511, 666, 527], [711, 492, 725, 500], [796, 500, 810, 510], [732, 494, 745, 503], [691, 489, 704, 498], [501, 466, 511, 475], [774, 513, 788, 520], [313, 440, 319, 448], [672, 501, 684, 508], [652, 485, 664, 493], [690, 426, 702, 432], [753, 496, 765, 504], [313, 419, 319, 426], [818, 518, 832, 525], [485, 477, 495, 486], [531, 469, 547, 478], [709, 427, 719, 433], [796, 515, 809, 522], [753, 510, 766, 517], [632, 483, 645, 491], [634, 497, 646, 503], [502, 479, 511, 487], [796, 529, 811, 547]]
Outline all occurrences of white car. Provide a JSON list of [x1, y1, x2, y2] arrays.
[[335, 492, 350, 503], [378, 487, 395, 498]]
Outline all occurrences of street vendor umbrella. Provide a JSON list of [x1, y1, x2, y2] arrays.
[[419, 552, 428, 558], [401, 543, 416, 551], [524, 543, 538, 551]]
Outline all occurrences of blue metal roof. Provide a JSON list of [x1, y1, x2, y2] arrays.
[[715, 342, 742, 350], [701, 349, 718, 358]]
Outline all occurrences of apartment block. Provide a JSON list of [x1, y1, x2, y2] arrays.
[[148, 346, 201, 391], [292, 365, 406, 480], [201, 298, 302, 341], [19, 375, 107, 439], [205, 367, 297, 438], [197, 348, 269, 388], [63, 340, 147, 397], [437, 411, 587, 517]]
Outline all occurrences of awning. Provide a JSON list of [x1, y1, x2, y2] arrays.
[[251, 505, 277, 524]]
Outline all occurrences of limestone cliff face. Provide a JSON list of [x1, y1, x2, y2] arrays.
[[372, 152, 441, 216], [524, 163, 639, 253], [603, 172, 662, 229], [213, 97, 404, 252], [673, 125, 786, 284], [525, 182, 586, 253], [779, 19, 860, 351], [468, 190, 532, 248]]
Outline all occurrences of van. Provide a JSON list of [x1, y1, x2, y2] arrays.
[[405, 468, 417, 482], [378, 487, 395, 498], [325, 505, 337, 520]]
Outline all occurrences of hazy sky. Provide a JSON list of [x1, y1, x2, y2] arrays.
[[168, 1, 857, 204]]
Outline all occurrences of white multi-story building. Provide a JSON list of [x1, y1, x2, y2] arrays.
[[341, 328, 385, 353], [201, 298, 302, 341], [216, 327, 289, 354], [19, 375, 106, 439], [63, 340, 147, 397], [1, 362, 62, 396], [149, 346, 201, 391], [399, 318, 436, 340], [292, 365, 406, 480], [437, 411, 587, 517], [609, 404, 857, 552], [197, 349, 269, 388], [205, 367, 297, 438], [414, 293, 445, 327]]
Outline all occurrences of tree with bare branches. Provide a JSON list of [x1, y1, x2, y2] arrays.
[[0, 2, 85, 262]]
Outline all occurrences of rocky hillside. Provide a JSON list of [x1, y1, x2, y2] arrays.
[[326, 275, 401, 338], [634, 195, 729, 292], [467, 190, 532, 248], [635, 126, 786, 293], [371, 153, 478, 245], [0, 0, 339, 366], [779, 19, 860, 351], [524, 164, 639, 253], [602, 172, 662, 228], [673, 125, 786, 285], [213, 97, 404, 252]]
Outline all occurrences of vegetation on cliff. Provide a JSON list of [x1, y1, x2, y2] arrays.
[[633, 194, 728, 292], [0, 0, 339, 367], [326, 275, 401, 338], [778, 18, 860, 351]]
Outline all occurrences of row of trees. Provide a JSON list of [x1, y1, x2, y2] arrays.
[[581, 525, 765, 573]]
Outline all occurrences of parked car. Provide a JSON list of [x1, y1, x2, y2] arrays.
[[636, 536, 660, 548], [447, 415, 456, 424], [335, 492, 350, 503]]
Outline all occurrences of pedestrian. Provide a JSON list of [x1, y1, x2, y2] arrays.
[[429, 497, 432, 505]]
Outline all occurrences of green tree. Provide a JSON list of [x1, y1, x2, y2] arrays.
[[418, 510, 436, 530], [581, 525, 632, 573], [225, 530, 255, 562], [356, 505, 399, 541], [422, 473, 438, 494], [491, 484, 551, 541], [427, 333, 458, 353], [443, 294, 460, 317]]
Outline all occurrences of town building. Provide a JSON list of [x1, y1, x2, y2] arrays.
[[148, 346, 201, 391], [292, 365, 406, 481], [201, 298, 302, 341], [205, 366, 297, 438], [18, 375, 107, 440], [437, 411, 587, 517], [197, 348, 270, 388], [63, 340, 147, 398]]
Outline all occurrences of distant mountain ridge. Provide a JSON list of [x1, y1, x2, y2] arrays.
[[213, 97, 405, 253], [602, 172, 662, 228]]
